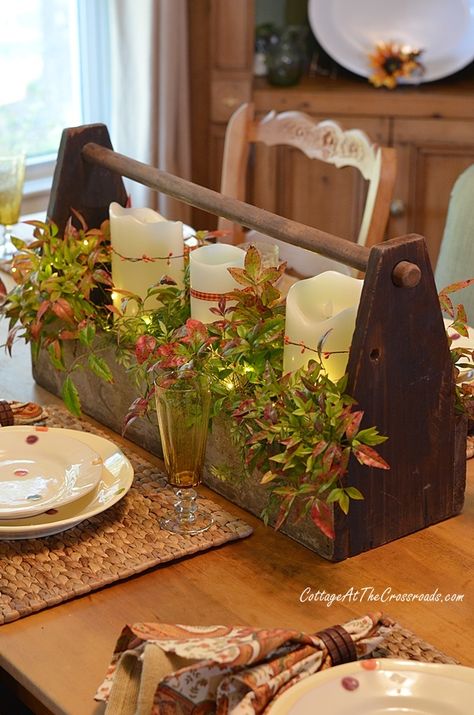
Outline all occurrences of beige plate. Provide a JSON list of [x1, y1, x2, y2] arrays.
[[0, 429, 134, 539], [268, 659, 474, 715]]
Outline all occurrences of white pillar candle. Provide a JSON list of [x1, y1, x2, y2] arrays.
[[109, 202, 184, 313], [283, 271, 363, 380], [189, 243, 245, 323]]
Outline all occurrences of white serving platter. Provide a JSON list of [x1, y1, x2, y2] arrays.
[[308, 0, 474, 83]]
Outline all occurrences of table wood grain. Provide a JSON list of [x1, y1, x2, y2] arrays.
[[0, 296, 473, 715]]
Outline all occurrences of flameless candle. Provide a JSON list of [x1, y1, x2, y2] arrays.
[[283, 271, 363, 380], [189, 243, 245, 323], [109, 202, 184, 313]]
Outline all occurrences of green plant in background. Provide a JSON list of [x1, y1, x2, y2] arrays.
[[439, 278, 474, 419]]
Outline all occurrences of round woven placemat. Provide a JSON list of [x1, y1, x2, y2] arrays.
[[0, 405, 252, 625]]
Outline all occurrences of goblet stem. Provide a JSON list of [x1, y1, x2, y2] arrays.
[[161, 487, 213, 535]]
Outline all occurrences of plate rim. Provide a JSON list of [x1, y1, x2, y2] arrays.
[[307, 0, 474, 83], [267, 658, 474, 714], [0, 425, 103, 518], [0, 428, 134, 538]]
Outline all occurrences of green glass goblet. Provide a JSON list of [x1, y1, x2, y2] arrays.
[[155, 372, 213, 535], [0, 153, 26, 259]]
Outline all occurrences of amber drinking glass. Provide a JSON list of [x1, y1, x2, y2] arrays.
[[155, 372, 213, 534], [0, 154, 25, 259]]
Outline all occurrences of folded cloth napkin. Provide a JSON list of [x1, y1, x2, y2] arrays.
[[95, 613, 389, 715], [0, 400, 48, 426]]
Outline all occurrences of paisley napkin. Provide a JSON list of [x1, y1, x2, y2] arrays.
[[96, 613, 388, 715], [0, 400, 48, 426]]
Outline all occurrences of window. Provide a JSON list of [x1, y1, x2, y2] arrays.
[[0, 0, 110, 213]]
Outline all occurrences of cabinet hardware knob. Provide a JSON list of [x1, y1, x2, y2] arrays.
[[223, 96, 239, 107], [390, 198, 406, 217]]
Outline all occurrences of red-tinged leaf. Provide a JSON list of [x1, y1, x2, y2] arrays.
[[274, 494, 295, 530], [280, 434, 301, 449], [345, 410, 364, 439], [0, 277, 6, 296], [58, 329, 78, 340], [456, 303, 467, 324], [30, 320, 42, 340], [244, 245, 262, 277], [70, 207, 88, 232], [112, 287, 138, 297], [441, 278, 474, 295], [227, 267, 252, 286], [353, 444, 390, 470], [51, 298, 75, 324], [135, 334, 158, 364], [122, 397, 150, 434], [312, 440, 328, 458], [6, 326, 20, 355], [36, 300, 50, 321], [106, 304, 123, 317], [310, 499, 335, 540], [439, 293, 454, 317], [322, 443, 337, 470], [451, 319, 469, 338], [92, 268, 113, 286], [260, 470, 278, 485]]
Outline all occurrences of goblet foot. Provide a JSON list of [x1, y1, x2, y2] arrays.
[[161, 487, 213, 535]]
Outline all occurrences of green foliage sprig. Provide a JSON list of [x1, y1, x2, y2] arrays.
[[1, 214, 115, 413], [439, 278, 474, 419], [129, 246, 389, 538], [4, 214, 473, 539]]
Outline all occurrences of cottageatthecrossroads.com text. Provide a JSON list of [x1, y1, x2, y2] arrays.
[[299, 586, 464, 607]]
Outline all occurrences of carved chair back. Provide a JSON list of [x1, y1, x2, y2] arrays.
[[218, 103, 396, 278]]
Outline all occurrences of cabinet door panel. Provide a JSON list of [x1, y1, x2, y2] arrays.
[[211, 0, 254, 71], [250, 116, 390, 243], [390, 119, 474, 268]]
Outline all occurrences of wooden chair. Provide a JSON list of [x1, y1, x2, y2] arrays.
[[218, 103, 397, 278]]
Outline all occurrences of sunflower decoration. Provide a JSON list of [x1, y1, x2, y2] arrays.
[[369, 41, 425, 89]]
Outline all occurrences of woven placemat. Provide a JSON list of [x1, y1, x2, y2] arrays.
[[0, 405, 252, 625], [374, 617, 459, 664]]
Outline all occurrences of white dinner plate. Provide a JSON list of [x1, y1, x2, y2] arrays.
[[0, 426, 103, 518], [308, 0, 474, 83], [268, 659, 474, 715], [0, 429, 134, 539]]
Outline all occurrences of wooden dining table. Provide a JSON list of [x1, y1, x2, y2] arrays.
[[0, 307, 473, 715]]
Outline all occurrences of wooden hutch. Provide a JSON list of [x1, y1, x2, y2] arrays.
[[189, 0, 474, 268]]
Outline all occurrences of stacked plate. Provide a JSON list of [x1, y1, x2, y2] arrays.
[[0, 426, 134, 540]]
